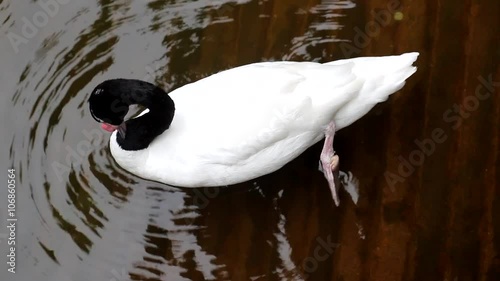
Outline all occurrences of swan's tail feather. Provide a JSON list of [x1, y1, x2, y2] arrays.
[[330, 52, 419, 129]]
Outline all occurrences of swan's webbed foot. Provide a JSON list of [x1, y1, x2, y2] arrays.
[[320, 121, 340, 206]]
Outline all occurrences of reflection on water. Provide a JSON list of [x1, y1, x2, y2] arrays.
[[1, 0, 360, 280]]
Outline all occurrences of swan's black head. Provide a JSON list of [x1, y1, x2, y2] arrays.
[[88, 79, 175, 151], [88, 81, 129, 126]]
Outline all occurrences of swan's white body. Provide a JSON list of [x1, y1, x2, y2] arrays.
[[110, 53, 418, 187]]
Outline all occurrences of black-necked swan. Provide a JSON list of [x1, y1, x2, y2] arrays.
[[88, 53, 419, 205]]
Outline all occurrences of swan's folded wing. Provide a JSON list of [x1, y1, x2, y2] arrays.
[[163, 61, 356, 167]]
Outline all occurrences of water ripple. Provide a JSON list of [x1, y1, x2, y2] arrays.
[[3, 0, 358, 280]]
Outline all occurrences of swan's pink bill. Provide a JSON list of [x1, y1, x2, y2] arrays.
[[101, 123, 118, 132]]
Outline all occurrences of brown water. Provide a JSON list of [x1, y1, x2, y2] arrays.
[[0, 0, 499, 280]]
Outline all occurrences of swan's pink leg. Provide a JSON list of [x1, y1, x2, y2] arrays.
[[320, 121, 340, 206]]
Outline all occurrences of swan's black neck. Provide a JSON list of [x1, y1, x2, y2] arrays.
[[89, 79, 175, 151]]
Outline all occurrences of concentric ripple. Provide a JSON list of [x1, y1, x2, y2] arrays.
[[1, 0, 357, 280]]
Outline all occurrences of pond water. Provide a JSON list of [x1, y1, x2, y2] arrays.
[[0, 0, 498, 280]]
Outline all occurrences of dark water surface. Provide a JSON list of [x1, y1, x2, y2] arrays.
[[0, 0, 499, 280]]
